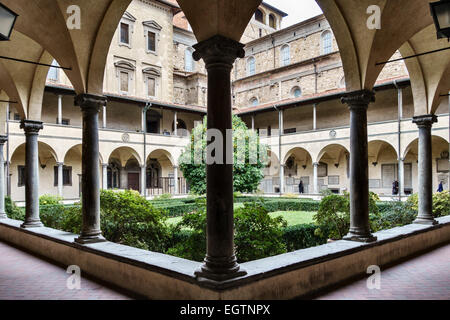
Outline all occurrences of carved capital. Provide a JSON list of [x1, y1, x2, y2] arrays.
[[193, 35, 245, 67], [75, 94, 107, 113], [20, 120, 43, 135], [413, 114, 438, 129], [0, 135, 8, 145], [341, 90, 375, 110]]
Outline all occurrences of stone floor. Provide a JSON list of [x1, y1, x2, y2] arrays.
[[316, 244, 450, 300], [1, 239, 449, 300], [0, 241, 132, 300]]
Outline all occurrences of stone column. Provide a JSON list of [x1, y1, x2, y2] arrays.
[[173, 166, 179, 195], [313, 103, 317, 130], [102, 105, 107, 129], [140, 165, 146, 197], [120, 166, 128, 190], [193, 35, 246, 282], [20, 120, 44, 228], [341, 90, 377, 242], [102, 164, 108, 190], [57, 162, 64, 198], [279, 164, 285, 195], [313, 162, 319, 194], [0, 136, 7, 219], [398, 157, 405, 197], [413, 115, 438, 225], [74, 94, 107, 244], [251, 115, 255, 131], [174, 111, 178, 136], [57, 95, 63, 125]]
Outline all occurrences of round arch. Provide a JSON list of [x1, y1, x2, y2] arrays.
[[11, 141, 59, 164], [368, 139, 398, 164], [403, 135, 449, 159], [107, 146, 142, 167], [63, 144, 105, 165], [147, 149, 175, 167], [316, 143, 350, 164]]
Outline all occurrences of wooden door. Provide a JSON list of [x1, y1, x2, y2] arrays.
[[128, 173, 140, 192]]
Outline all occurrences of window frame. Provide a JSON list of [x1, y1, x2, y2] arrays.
[[247, 56, 256, 76], [114, 60, 136, 96], [143, 67, 161, 99], [280, 44, 290, 67], [321, 30, 333, 55], [18, 165, 25, 187], [54, 166, 73, 187], [118, 12, 136, 48], [185, 47, 194, 72], [143, 20, 162, 55], [47, 60, 60, 82]]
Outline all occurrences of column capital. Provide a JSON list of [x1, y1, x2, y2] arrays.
[[75, 94, 107, 113], [341, 89, 375, 109], [56, 162, 64, 167], [193, 35, 245, 67], [313, 162, 319, 167], [412, 114, 438, 128], [20, 120, 43, 135], [0, 135, 8, 145], [102, 163, 109, 168]]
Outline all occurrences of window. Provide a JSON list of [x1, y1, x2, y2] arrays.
[[318, 162, 328, 177], [143, 67, 161, 98], [321, 30, 333, 55], [18, 166, 25, 187], [143, 20, 162, 54], [281, 45, 290, 66], [269, 14, 276, 28], [119, 12, 136, 47], [250, 97, 259, 106], [259, 29, 263, 38], [147, 31, 156, 52], [54, 166, 72, 186], [284, 128, 297, 134], [255, 9, 264, 23], [120, 23, 130, 45], [120, 71, 129, 93], [292, 87, 302, 98], [147, 77, 156, 97], [47, 60, 59, 82], [115, 60, 135, 95], [185, 48, 194, 72], [247, 57, 256, 76], [13, 113, 20, 121]]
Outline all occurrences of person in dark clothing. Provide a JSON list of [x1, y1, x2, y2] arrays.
[[299, 180, 304, 194], [392, 180, 399, 195], [438, 181, 444, 193]]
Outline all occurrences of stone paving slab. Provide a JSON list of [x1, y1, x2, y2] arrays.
[[316, 244, 450, 300], [0, 241, 132, 300]]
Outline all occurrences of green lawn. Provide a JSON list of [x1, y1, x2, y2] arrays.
[[167, 210, 315, 227]]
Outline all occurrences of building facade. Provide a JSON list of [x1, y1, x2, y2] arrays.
[[4, 0, 449, 203]]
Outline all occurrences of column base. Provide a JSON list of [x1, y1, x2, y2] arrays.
[[75, 233, 106, 244], [0, 213, 7, 219], [20, 220, 44, 228], [195, 255, 247, 282], [413, 217, 438, 225], [343, 231, 377, 243]]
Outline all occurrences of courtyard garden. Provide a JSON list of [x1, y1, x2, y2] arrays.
[[5, 190, 449, 263]]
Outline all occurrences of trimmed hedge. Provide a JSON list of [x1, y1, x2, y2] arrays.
[[282, 224, 328, 251]]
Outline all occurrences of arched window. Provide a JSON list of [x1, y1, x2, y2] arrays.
[[247, 56, 256, 76], [250, 97, 259, 107], [292, 86, 302, 98], [321, 30, 333, 55], [281, 45, 290, 67], [185, 47, 194, 72], [269, 14, 276, 28], [47, 60, 59, 82], [255, 9, 264, 24]]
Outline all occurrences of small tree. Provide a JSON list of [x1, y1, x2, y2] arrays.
[[179, 115, 269, 195]]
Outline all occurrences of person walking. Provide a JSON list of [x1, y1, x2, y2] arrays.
[[392, 180, 399, 195], [299, 180, 304, 194], [437, 181, 444, 193]]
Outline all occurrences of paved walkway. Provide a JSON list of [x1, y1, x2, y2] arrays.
[[316, 244, 450, 300], [0, 241, 132, 300]]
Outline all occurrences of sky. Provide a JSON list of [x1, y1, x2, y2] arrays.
[[264, 0, 323, 28]]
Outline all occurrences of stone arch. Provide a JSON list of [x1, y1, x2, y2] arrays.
[[368, 140, 398, 166], [147, 148, 175, 167], [403, 135, 449, 160], [63, 144, 105, 165], [283, 147, 313, 166], [11, 141, 58, 165], [107, 146, 142, 167], [316, 143, 350, 164]]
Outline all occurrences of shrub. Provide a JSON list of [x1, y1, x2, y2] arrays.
[[5, 196, 25, 220], [283, 193, 299, 199], [283, 224, 329, 251], [433, 191, 450, 218], [372, 201, 416, 231], [166, 199, 207, 261], [59, 204, 83, 234], [39, 194, 63, 206], [314, 192, 380, 240], [100, 190, 170, 252], [234, 201, 287, 262], [153, 193, 173, 200]]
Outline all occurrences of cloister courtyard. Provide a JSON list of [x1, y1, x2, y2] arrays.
[[0, 0, 449, 307]]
